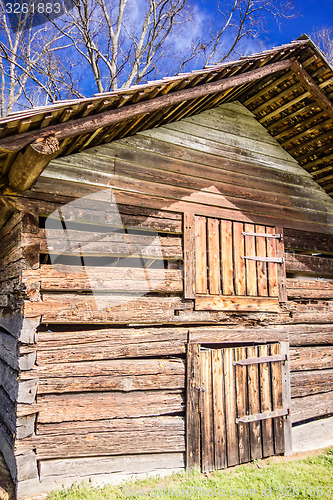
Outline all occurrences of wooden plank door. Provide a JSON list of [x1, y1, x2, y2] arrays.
[[186, 342, 292, 472]]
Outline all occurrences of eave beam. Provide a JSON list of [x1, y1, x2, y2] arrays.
[[0, 59, 293, 154], [8, 135, 59, 192]]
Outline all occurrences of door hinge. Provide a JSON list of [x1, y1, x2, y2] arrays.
[[242, 256, 284, 263], [242, 232, 283, 239]]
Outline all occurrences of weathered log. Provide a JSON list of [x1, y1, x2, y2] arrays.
[[291, 391, 333, 423], [22, 266, 182, 293], [289, 324, 333, 346], [8, 136, 60, 192], [15, 451, 38, 481], [23, 295, 191, 324], [285, 253, 333, 277], [0, 360, 18, 402], [284, 228, 333, 254], [17, 378, 38, 404], [36, 325, 188, 352], [0, 422, 16, 482], [17, 416, 185, 459], [290, 346, 333, 371], [0, 388, 16, 433], [0, 330, 18, 368], [291, 369, 333, 398], [0, 312, 39, 344], [24, 358, 185, 394], [16, 414, 36, 440], [35, 452, 185, 494], [287, 278, 333, 299], [24, 229, 182, 259], [30, 390, 185, 423]]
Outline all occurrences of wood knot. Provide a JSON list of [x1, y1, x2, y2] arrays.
[[32, 135, 60, 155]]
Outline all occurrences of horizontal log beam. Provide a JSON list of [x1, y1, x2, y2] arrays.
[[285, 253, 333, 277], [22, 266, 183, 293], [27, 389, 185, 423], [291, 391, 333, 423], [290, 346, 333, 371], [195, 295, 280, 312], [0, 60, 293, 153], [291, 369, 333, 398], [17, 416, 185, 459]]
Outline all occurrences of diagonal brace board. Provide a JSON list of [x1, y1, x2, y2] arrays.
[[291, 59, 333, 123]]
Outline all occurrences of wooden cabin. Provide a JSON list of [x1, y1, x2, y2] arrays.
[[0, 36, 333, 499]]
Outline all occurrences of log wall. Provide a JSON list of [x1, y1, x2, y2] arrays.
[[1, 100, 333, 498], [0, 211, 40, 491]]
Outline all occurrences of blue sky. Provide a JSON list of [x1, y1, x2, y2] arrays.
[[196, 0, 333, 49], [271, 0, 333, 45]]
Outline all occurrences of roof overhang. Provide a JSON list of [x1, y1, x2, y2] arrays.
[[0, 35, 332, 223]]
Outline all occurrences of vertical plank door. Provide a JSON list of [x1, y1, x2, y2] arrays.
[[187, 343, 290, 472]]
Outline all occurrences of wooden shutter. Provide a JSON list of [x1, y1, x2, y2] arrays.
[[184, 214, 286, 311]]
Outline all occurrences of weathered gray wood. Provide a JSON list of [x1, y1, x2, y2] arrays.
[[16, 414, 36, 439], [18, 350, 37, 371], [287, 278, 333, 299], [0, 360, 18, 402], [0, 423, 16, 482], [291, 369, 333, 398], [17, 378, 38, 404], [284, 228, 333, 254], [33, 176, 333, 234], [123, 127, 326, 193], [290, 346, 333, 371], [0, 312, 39, 344], [0, 388, 16, 433], [23, 295, 191, 324], [15, 451, 38, 482], [39, 452, 185, 480], [18, 416, 185, 459], [285, 253, 333, 277], [291, 391, 333, 423], [41, 160, 333, 229], [30, 229, 182, 259], [26, 390, 185, 423], [26, 358, 185, 394], [0, 330, 17, 368], [35, 338, 186, 363], [16, 478, 41, 500], [22, 266, 182, 293], [189, 325, 289, 343], [20, 452, 185, 498]]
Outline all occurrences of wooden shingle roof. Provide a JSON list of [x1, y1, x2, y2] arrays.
[[0, 35, 332, 203]]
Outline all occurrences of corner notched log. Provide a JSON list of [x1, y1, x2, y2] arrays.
[[8, 135, 59, 192]]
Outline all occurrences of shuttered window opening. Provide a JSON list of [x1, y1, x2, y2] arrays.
[[184, 214, 287, 311]]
